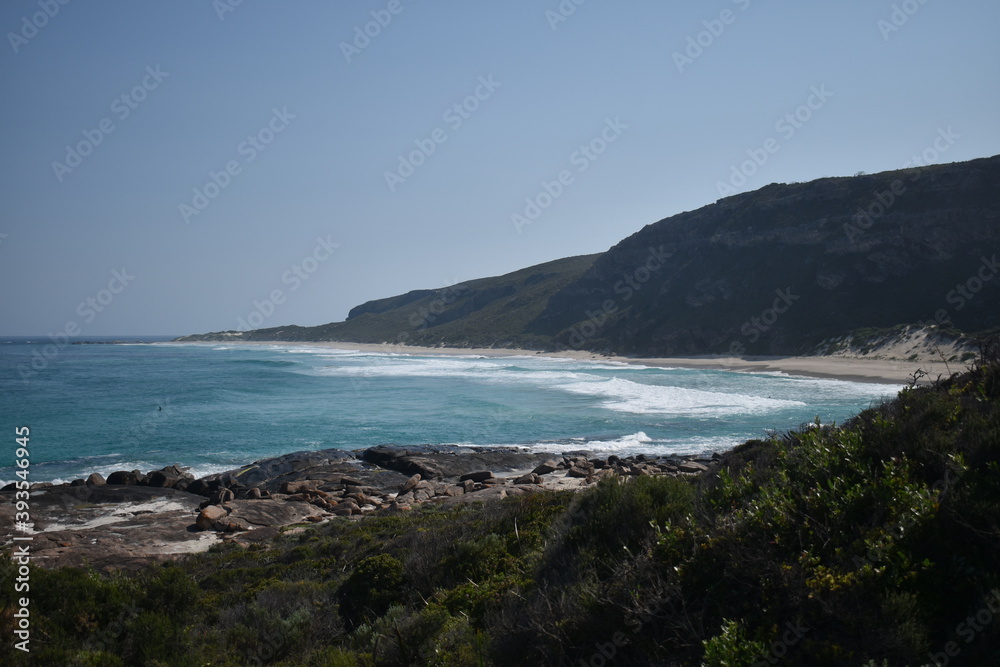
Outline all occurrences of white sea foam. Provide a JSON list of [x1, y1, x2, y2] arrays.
[[555, 376, 806, 416], [315, 356, 595, 384]]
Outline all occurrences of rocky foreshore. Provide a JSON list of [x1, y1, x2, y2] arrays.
[[1, 445, 717, 570]]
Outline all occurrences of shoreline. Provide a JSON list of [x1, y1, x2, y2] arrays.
[[166, 339, 950, 384], [3, 445, 715, 569]]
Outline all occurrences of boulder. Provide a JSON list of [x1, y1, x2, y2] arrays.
[[281, 480, 317, 494], [678, 461, 709, 474], [86, 473, 106, 486], [360, 446, 445, 479], [532, 460, 559, 475], [196, 505, 229, 531], [215, 517, 251, 532], [146, 470, 173, 489], [106, 471, 140, 485], [459, 470, 494, 483], [185, 479, 212, 497], [400, 474, 421, 493], [514, 473, 541, 485], [146, 465, 193, 489], [209, 488, 235, 505]]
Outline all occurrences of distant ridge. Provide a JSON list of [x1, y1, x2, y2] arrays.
[[177, 155, 1000, 355]]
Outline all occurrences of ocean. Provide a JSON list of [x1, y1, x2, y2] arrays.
[[0, 337, 902, 485]]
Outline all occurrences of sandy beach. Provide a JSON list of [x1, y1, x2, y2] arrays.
[[186, 339, 966, 384]]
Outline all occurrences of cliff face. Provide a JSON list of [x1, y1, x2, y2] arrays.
[[177, 156, 1000, 354]]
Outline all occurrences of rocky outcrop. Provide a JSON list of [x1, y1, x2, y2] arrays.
[[0, 447, 718, 570], [360, 445, 555, 480]]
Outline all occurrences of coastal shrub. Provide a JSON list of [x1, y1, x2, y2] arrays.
[[552, 474, 696, 571], [301, 646, 362, 666], [122, 610, 187, 666], [338, 554, 405, 626], [701, 619, 769, 667]]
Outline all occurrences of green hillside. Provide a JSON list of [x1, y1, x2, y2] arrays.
[[178, 253, 599, 349]]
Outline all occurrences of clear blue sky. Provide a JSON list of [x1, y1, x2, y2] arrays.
[[2, 0, 998, 336]]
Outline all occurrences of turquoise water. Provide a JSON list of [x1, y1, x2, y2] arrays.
[[0, 338, 902, 484]]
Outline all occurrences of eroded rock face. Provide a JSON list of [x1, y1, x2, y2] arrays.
[[360, 445, 554, 480], [0, 486, 215, 571]]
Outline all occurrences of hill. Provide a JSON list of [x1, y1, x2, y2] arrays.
[[177, 156, 1000, 355], [178, 253, 600, 349]]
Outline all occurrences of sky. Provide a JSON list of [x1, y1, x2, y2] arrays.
[[1, 0, 998, 337]]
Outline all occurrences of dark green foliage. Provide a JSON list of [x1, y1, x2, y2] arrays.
[[3, 348, 1000, 665], [338, 554, 404, 625]]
